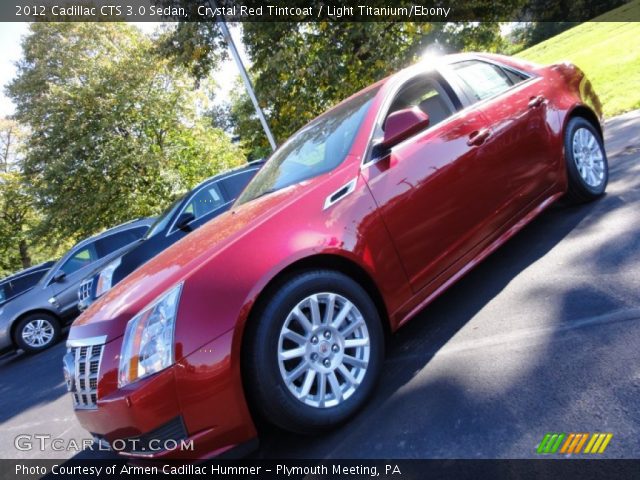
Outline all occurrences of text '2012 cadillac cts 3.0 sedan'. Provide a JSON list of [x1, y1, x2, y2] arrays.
[[65, 53, 608, 459]]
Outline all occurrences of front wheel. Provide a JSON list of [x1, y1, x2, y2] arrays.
[[14, 313, 61, 353], [244, 270, 384, 434], [564, 116, 608, 204]]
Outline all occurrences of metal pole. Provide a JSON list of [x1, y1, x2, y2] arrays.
[[209, 0, 277, 151]]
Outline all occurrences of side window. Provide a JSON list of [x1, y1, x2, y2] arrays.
[[0, 284, 6, 303], [221, 171, 255, 199], [182, 183, 226, 221], [130, 226, 149, 239], [60, 246, 97, 276], [9, 272, 42, 296], [451, 61, 513, 102], [385, 76, 456, 130], [503, 67, 528, 85], [94, 229, 140, 258]]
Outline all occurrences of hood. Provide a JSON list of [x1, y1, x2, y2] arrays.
[[67, 183, 305, 342]]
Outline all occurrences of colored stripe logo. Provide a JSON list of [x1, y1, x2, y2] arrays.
[[537, 433, 613, 454]]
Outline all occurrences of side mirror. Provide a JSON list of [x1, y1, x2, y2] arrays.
[[380, 107, 430, 150], [176, 211, 195, 231], [52, 271, 66, 283]]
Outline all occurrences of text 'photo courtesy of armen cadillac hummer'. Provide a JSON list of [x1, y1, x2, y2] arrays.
[[65, 53, 608, 459]]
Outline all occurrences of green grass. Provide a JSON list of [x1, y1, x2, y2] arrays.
[[518, 0, 640, 117]]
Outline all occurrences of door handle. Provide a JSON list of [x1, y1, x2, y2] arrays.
[[528, 95, 545, 108], [467, 128, 491, 147]]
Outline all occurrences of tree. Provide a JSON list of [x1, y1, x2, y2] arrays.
[[225, 22, 506, 156], [0, 119, 43, 275], [7, 23, 245, 242]]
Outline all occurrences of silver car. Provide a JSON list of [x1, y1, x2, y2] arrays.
[[0, 218, 153, 354]]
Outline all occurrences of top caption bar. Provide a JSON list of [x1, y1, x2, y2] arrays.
[[3, 0, 639, 22]]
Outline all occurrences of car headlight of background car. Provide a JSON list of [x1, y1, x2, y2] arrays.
[[95, 257, 122, 298], [118, 283, 182, 387]]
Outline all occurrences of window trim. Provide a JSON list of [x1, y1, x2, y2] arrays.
[[362, 57, 539, 168], [166, 168, 258, 236], [362, 69, 462, 166], [54, 243, 98, 280], [441, 58, 537, 110]]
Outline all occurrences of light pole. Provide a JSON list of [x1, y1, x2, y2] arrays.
[[208, 0, 277, 151]]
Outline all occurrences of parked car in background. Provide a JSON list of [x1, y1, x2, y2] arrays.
[[77, 160, 264, 311], [67, 53, 608, 458], [0, 261, 55, 307], [0, 218, 153, 354]]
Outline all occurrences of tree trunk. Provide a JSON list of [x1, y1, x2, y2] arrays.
[[18, 239, 31, 269]]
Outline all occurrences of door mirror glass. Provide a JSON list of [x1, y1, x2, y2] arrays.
[[381, 107, 430, 149], [175, 211, 196, 231]]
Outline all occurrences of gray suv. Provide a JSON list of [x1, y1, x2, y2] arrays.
[[0, 218, 152, 354]]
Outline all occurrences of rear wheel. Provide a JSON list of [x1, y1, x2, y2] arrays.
[[564, 116, 608, 204], [14, 313, 61, 353], [244, 270, 384, 434]]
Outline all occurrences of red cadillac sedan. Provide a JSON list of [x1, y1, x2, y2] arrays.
[[65, 53, 608, 458]]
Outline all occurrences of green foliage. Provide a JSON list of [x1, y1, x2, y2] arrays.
[[7, 23, 245, 246], [0, 119, 41, 275], [518, 10, 640, 116], [227, 22, 505, 156]]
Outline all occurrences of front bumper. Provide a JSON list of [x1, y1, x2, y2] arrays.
[[72, 329, 257, 459]]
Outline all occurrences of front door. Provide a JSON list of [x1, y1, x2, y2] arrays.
[[362, 73, 514, 293]]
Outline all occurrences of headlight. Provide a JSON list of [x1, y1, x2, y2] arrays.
[[118, 283, 182, 388], [95, 257, 122, 298]]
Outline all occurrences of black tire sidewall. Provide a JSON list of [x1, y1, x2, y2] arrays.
[[246, 270, 384, 434], [14, 313, 61, 353], [564, 117, 608, 198]]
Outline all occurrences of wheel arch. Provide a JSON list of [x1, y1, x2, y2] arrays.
[[10, 309, 61, 346], [241, 253, 391, 343], [566, 104, 603, 139], [236, 252, 390, 429]]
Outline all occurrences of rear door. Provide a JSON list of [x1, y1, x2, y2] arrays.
[[362, 72, 515, 293], [444, 59, 557, 213]]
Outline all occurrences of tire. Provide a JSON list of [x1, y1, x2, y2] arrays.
[[14, 313, 61, 353], [564, 116, 608, 204], [244, 270, 384, 434]]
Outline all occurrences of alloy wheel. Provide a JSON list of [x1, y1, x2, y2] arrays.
[[277, 292, 370, 409], [572, 127, 605, 188], [21, 318, 55, 348]]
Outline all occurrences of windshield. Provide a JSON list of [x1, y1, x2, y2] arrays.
[[144, 195, 185, 239], [236, 86, 380, 205]]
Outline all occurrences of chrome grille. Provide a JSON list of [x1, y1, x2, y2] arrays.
[[64, 340, 105, 410], [78, 278, 93, 303]]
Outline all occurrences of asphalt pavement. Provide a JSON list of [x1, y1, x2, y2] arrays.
[[1, 110, 639, 460]]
